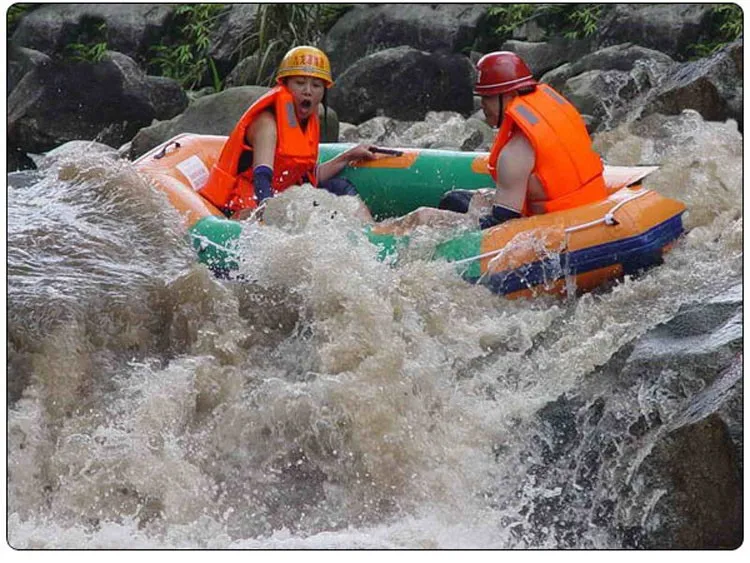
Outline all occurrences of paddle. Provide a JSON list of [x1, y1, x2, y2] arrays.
[[369, 147, 404, 157]]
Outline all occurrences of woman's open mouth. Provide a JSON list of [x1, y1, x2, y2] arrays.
[[301, 100, 312, 110]]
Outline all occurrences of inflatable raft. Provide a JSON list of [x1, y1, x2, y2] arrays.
[[133, 133, 686, 298]]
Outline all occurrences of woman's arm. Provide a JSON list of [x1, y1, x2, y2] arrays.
[[316, 144, 376, 182], [246, 110, 277, 169]]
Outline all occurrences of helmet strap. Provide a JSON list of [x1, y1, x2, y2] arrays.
[[322, 89, 329, 141]]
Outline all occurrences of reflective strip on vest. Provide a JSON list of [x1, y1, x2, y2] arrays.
[[542, 87, 567, 105], [514, 105, 539, 126], [285, 101, 298, 128]]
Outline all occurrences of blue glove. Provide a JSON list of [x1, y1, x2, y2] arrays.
[[253, 165, 273, 203], [479, 204, 521, 230]]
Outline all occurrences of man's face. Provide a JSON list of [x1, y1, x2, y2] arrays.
[[480, 95, 501, 128]]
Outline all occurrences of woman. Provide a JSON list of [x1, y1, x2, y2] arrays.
[[200, 45, 375, 219]]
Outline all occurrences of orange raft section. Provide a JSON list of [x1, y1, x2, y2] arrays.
[[133, 134, 227, 226], [465, 186, 687, 299], [133, 134, 686, 298]]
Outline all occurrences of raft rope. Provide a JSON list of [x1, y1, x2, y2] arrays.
[[450, 189, 650, 267], [563, 188, 649, 234], [191, 231, 241, 257]]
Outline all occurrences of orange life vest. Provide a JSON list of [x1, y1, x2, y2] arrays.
[[488, 84, 606, 215], [199, 85, 319, 213]]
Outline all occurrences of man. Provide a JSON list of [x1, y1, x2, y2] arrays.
[[473, 50, 607, 228], [381, 51, 607, 232]]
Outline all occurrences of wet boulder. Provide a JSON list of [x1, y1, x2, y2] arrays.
[[10, 3, 178, 64], [129, 85, 270, 158], [328, 46, 475, 124], [624, 283, 743, 381], [145, 75, 190, 122], [504, 282, 743, 549], [322, 4, 488, 75], [224, 52, 280, 88], [207, 4, 260, 76], [641, 40, 743, 132], [340, 111, 492, 152], [7, 148, 37, 172], [8, 51, 186, 155], [501, 38, 592, 78], [630, 413, 743, 549], [7, 45, 50, 95], [540, 44, 676, 133], [541, 44, 675, 92], [594, 4, 715, 62]]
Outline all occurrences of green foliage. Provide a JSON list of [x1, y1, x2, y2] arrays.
[[151, 4, 226, 91], [63, 20, 109, 63], [236, 3, 353, 86], [486, 4, 537, 39], [555, 4, 603, 39], [7, 3, 35, 33], [146, 3, 352, 91], [688, 4, 743, 59], [715, 3, 743, 39], [484, 3, 603, 43]]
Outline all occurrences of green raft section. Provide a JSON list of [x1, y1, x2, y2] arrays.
[[318, 143, 493, 219], [187, 144, 491, 277]]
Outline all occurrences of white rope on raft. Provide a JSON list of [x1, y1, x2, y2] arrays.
[[191, 232, 241, 256], [449, 189, 650, 267], [564, 188, 649, 233]]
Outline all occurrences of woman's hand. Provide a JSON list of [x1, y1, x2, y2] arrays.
[[318, 144, 377, 183], [344, 144, 376, 164]]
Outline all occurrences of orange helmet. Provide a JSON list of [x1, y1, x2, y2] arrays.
[[276, 45, 334, 87], [474, 51, 537, 96]]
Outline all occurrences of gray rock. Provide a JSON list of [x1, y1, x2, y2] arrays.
[[632, 414, 742, 549], [595, 4, 714, 62], [321, 4, 489, 75], [7, 45, 50, 95], [511, 19, 547, 42], [145, 75, 189, 120], [7, 147, 37, 172], [129, 85, 270, 158], [39, 140, 120, 169], [501, 38, 592, 78], [340, 111, 491, 151], [10, 3, 178, 63], [328, 46, 475, 124], [8, 51, 162, 154], [541, 45, 678, 133], [207, 4, 260, 74], [560, 70, 638, 132], [541, 43, 675, 91], [627, 283, 742, 368], [224, 51, 280, 88], [640, 41, 743, 131]]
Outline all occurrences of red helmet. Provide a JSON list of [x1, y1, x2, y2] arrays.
[[474, 51, 537, 96]]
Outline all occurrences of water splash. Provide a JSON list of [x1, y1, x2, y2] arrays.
[[7, 112, 742, 548]]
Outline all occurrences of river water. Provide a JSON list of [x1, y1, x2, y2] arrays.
[[6, 110, 742, 549]]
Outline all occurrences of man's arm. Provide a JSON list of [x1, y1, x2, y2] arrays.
[[493, 132, 535, 212], [478, 133, 535, 229]]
